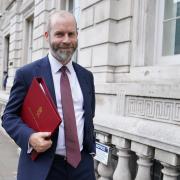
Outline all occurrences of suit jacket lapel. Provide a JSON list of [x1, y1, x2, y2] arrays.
[[73, 62, 91, 114], [36, 56, 57, 107], [36, 59, 91, 115]]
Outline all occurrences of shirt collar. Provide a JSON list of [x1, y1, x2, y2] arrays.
[[48, 51, 73, 74]]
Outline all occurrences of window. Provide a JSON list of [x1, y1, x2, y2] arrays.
[[4, 35, 10, 72], [2, 34, 10, 90], [162, 0, 180, 56], [68, 0, 80, 28], [26, 16, 34, 63], [155, 0, 180, 65], [58, 0, 80, 26], [23, 15, 34, 64]]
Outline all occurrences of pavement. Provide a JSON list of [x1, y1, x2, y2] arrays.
[[0, 127, 19, 180]]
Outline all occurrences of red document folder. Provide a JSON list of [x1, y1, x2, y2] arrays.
[[21, 77, 61, 160]]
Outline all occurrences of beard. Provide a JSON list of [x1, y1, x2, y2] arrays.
[[50, 41, 77, 63]]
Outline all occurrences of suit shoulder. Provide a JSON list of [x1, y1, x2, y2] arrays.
[[16, 57, 47, 75], [73, 62, 93, 76]]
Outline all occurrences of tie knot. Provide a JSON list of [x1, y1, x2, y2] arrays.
[[60, 66, 67, 74]]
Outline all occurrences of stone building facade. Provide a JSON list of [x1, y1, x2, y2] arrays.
[[0, 0, 180, 179]]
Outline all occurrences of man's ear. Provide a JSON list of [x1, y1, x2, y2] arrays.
[[44, 32, 49, 41]]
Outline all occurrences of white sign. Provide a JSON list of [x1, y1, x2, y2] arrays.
[[94, 142, 111, 165]]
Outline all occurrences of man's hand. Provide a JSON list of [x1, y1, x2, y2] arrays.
[[29, 132, 52, 153]]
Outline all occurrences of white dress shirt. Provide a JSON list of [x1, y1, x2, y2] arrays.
[[48, 52, 84, 156]]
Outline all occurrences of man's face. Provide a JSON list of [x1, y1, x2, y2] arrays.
[[46, 16, 78, 64]]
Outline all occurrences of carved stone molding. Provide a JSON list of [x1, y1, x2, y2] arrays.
[[125, 96, 180, 123]]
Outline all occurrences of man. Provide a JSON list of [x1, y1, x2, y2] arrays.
[[1, 10, 96, 180]]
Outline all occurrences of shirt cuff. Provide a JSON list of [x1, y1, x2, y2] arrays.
[[27, 142, 33, 154], [89, 152, 96, 157]]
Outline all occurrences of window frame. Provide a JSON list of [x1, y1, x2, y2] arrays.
[[22, 14, 34, 65], [3, 34, 10, 73], [155, 0, 180, 65], [68, 0, 80, 26], [26, 16, 34, 64]]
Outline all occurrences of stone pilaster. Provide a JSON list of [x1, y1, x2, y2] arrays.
[[7, 1, 23, 90]]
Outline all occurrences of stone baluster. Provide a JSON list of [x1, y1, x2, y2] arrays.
[[135, 154, 152, 180], [94, 159, 99, 179], [131, 142, 154, 180], [155, 149, 180, 180], [97, 161, 114, 180], [112, 136, 132, 180], [161, 163, 179, 180], [95, 132, 114, 180]]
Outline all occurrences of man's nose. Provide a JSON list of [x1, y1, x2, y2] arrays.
[[62, 34, 70, 43]]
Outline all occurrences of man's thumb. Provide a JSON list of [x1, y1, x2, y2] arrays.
[[40, 132, 51, 138]]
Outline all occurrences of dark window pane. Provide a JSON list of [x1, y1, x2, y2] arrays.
[[162, 1, 180, 56]]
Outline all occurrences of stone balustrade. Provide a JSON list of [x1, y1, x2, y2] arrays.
[[94, 114, 180, 180], [94, 131, 180, 180]]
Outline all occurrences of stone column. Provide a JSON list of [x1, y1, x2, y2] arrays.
[[131, 141, 154, 180], [112, 136, 132, 180]]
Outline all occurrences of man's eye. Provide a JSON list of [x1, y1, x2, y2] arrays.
[[68, 33, 75, 37], [56, 33, 64, 37]]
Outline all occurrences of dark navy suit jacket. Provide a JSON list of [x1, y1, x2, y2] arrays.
[[1, 56, 96, 180]]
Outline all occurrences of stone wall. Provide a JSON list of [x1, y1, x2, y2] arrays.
[[79, 0, 132, 83]]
